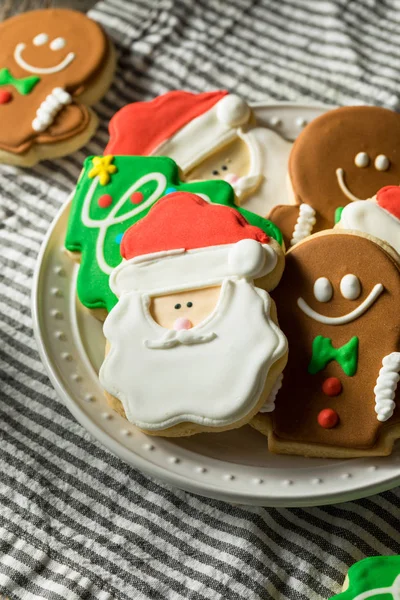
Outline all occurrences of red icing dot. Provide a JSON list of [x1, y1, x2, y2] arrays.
[[322, 377, 342, 397], [98, 194, 113, 208], [0, 90, 12, 104], [130, 191, 144, 204], [318, 409, 339, 429]]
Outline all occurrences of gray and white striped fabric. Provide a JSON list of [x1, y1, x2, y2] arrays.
[[1, 1, 400, 598]]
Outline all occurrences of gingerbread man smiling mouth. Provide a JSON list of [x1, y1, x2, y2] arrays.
[[14, 34, 76, 75]]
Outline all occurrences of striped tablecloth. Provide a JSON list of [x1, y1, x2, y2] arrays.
[[1, 1, 400, 598]]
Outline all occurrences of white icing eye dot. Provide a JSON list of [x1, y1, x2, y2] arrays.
[[313, 277, 333, 302], [375, 154, 390, 171], [50, 37, 66, 51], [354, 152, 370, 168], [340, 274, 361, 300], [33, 33, 49, 46]]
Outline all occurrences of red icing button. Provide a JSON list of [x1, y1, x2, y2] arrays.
[[98, 194, 113, 208], [322, 377, 342, 396], [0, 90, 12, 104], [130, 191, 144, 204], [318, 409, 339, 429]]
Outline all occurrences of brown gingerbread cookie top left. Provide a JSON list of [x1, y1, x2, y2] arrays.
[[0, 8, 113, 161]]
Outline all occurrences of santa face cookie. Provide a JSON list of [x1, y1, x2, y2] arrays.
[[99, 192, 288, 437], [337, 185, 400, 255], [330, 556, 400, 599], [104, 90, 292, 217], [270, 106, 400, 247], [0, 9, 115, 165], [251, 230, 400, 458], [65, 155, 283, 317]]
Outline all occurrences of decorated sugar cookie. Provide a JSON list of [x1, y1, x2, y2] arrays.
[[337, 185, 400, 255], [270, 106, 400, 247], [0, 9, 115, 166], [251, 230, 400, 458], [65, 155, 282, 316], [99, 192, 288, 437], [330, 556, 400, 599], [104, 90, 292, 217]]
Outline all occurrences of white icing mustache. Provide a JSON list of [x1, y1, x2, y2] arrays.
[[145, 329, 217, 350]]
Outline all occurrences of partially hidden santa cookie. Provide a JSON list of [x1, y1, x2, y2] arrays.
[[0, 9, 115, 166], [99, 192, 288, 437], [65, 155, 282, 318], [251, 229, 400, 458], [104, 90, 292, 217], [330, 556, 400, 599], [336, 185, 400, 255], [270, 106, 400, 248]]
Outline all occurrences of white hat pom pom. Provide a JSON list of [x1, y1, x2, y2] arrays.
[[228, 239, 277, 279], [216, 94, 251, 127]]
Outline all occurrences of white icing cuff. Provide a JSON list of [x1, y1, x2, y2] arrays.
[[374, 352, 400, 422], [32, 87, 72, 132], [290, 203, 316, 246]]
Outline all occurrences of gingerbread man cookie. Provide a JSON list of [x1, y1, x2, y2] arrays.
[[104, 90, 292, 217], [269, 106, 400, 248], [330, 556, 400, 599], [99, 192, 288, 437], [0, 8, 115, 166], [251, 230, 400, 458]]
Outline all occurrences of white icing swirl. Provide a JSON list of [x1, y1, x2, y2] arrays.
[[259, 373, 283, 413], [374, 352, 400, 422], [32, 87, 72, 132], [290, 203, 316, 246]]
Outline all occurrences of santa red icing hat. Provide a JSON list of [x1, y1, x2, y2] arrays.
[[104, 90, 256, 174], [110, 192, 278, 297], [376, 186, 400, 221]]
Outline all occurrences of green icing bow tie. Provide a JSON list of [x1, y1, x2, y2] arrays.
[[0, 68, 40, 95], [308, 335, 359, 377]]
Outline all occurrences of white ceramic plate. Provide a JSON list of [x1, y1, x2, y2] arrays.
[[32, 103, 400, 507]]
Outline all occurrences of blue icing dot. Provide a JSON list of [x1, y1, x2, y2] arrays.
[[115, 233, 124, 244], [164, 187, 177, 195]]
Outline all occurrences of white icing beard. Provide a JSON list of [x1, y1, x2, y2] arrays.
[[99, 278, 287, 431], [339, 200, 400, 254], [237, 127, 292, 216]]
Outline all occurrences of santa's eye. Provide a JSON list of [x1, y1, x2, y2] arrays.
[[354, 152, 369, 168], [186, 302, 193, 308], [221, 165, 228, 171], [313, 277, 333, 302], [174, 303, 181, 309], [50, 37, 66, 51], [33, 33, 49, 46], [340, 274, 361, 300], [212, 170, 219, 176], [375, 154, 390, 171]]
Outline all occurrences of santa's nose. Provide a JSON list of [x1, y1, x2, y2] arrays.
[[224, 173, 239, 184], [173, 317, 192, 331]]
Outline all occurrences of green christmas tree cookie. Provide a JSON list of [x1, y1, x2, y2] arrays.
[[65, 155, 282, 312], [331, 556, 400, 599]]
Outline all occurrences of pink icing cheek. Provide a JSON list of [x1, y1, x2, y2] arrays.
[[224, 173, 239, 184], [173, 317, 192, 331]]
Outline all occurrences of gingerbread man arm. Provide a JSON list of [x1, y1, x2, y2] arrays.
[[268, 203, 316, 249]]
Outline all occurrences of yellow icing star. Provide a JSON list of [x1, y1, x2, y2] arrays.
[[88, 155, 117, 186]]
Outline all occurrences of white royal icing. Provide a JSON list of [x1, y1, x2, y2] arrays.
[[111, 240, 278, 299], [14, 42, 75, 74], [354, 152, 369, 168], [313, 277, 333, 303], [375, 154, 390, 171], [32, 87, 72, 132], [351, 574, 400, 600], [33, 33, 49, 47], [374, 352, 400, 422], [298, 283, 384, 325], [259, 372, 283, 413], [50, 37, 66, 51], [290, 203, 316, 246], [336, 167, 364, 202], [100, 278, 288, 430], [339, 199, 400, 254], [340, 274, 361, 300]]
